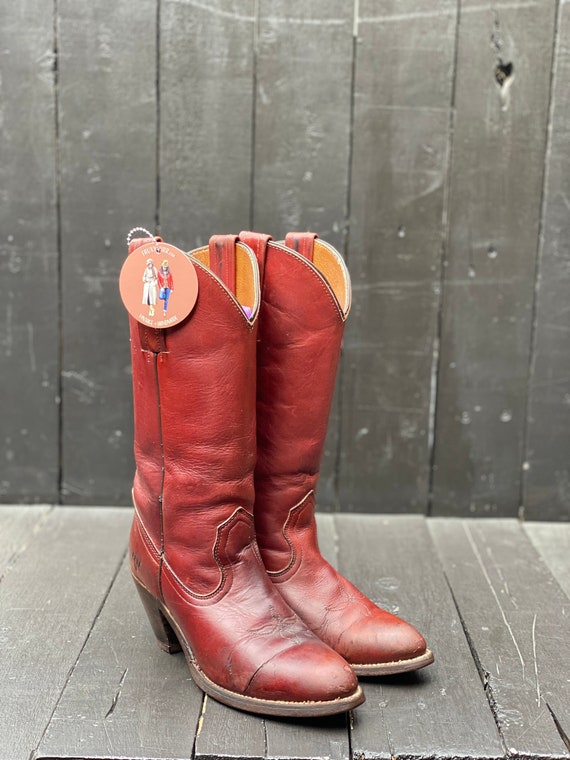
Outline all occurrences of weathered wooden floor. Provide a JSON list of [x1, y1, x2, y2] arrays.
[[1, 507, 568, 760]]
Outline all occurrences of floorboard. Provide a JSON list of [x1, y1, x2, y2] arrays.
[[524, 522, 570, 600], [430, 518, 570, 758], [3, 508, 567, 760], [335, 514, 503, 760], [0, 507, 131, 760], [195, 695, 266, 760], [37, 556, 203, 760], [0, 505, 51, 575]]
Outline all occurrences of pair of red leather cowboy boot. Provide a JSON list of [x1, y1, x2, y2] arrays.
[[127, 231, 433, 717]]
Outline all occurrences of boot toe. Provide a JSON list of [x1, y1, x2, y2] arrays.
[[245, 641, 360, 704], [340, 615, 431, 672]]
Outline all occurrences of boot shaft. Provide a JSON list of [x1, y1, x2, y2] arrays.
[[241, 232, 351, 507], [129, 237, 260, 593]]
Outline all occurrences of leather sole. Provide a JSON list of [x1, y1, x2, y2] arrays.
[[350, 648, 435, 676], [134, 578, 365, 717]]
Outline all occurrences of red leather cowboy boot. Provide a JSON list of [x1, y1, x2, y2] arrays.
[[127, 234, 364, 716], [240, 230, 434, 676]]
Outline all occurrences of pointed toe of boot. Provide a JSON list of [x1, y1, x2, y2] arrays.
[[341, 614, 434, 676], [244, 641, 364, 716]]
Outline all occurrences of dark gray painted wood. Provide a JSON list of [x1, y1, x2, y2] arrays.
[[430, 518, 570, 757], [525, 522, 570, 600], [5, 0, 570, 519], [58, 0, 157, 505], [523, 1, 570, 522], [431, 1, 559, 516], [335, 514, 502, 760], [4, 508, 569, 759], [339, 0, 458, 513], [264, 714, 349, 760], [253, 1, 354, 510], [38, 556, 203, 760], [195, 695, 266, 760], [0, 0, 59, 503], [198, 704, 349, 760], [159, 0, 255, 249], [253, 0, 353, 248], [0, 507, 131, 760], [314, 513, 337, 566], [0, 506, 51, 576]]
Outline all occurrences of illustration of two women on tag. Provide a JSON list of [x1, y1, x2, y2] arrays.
[[142, 259, 174, 317]]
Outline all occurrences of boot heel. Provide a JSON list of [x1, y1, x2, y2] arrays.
[[135, 581, 182, 654]]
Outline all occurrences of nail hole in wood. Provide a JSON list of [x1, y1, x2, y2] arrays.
[[495, 61, 513, 88]]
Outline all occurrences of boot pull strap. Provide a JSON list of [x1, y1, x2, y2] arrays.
[[209, 234, 238, 295], [284, 232, 318, 262], [128, 236, 167, 353], [239, 231, 272, 288]]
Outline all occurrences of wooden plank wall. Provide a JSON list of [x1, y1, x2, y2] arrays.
[[1, 0, 59, 503], [2, 0, 569, 520], [58, 0, 157, 504]]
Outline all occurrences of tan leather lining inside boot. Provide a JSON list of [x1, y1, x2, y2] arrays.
[[235, 243, 256, 313], [312, 240, 350, 315], [189, 244, 257, 317], [192, 247, 209, 266]]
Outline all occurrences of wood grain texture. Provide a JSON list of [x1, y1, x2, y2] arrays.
[[0, 506, 51, 576], [58, 0, 157, 505], [0, 0, 59, 502], [335, 514, 502, 760], [523, 0, 570, 522], [264, 714, 349, 760], [252, 0, 354, 511], [525, 522, 570, 600], [314, 513, 337, 566], [195, 695, 265, 760], [253, 0, 352, 249], [339, 0, 458, 513], [3, 509, 569, 759], [38, 556, 203, 760], [0, 507, 131, 760], [430, 518, 570, 757], [198, 707, 349, 760], [431, 1, 559, 516], [159, 0, 255, 249], [4, 1, 570, 518]]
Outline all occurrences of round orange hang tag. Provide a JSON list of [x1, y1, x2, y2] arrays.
[[119, 240, 198, 329]]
